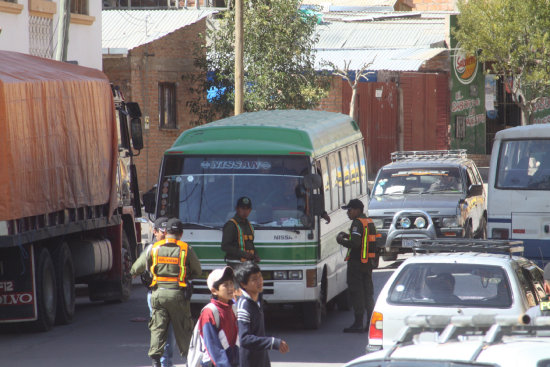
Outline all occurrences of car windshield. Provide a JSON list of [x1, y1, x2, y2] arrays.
[[373, 167, 462, 196], [496, 139, 550, 189], [388, 263, 511, 308], [158, 155, 312, 228]]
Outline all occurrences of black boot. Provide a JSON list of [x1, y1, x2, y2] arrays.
[[343, 314, 365, 333], [151, 357, 161, 367]]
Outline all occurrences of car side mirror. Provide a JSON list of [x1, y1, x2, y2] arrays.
[[467, 184, 483, 197]]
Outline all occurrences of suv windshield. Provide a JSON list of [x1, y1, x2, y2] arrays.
[[159, 155, 311, 228], [373, 167, 463, 196], [388, 263, 511, 308]]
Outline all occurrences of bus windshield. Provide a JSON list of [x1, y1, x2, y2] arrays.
[[159, 155, 311, 228], [496, 139, 550, 190]]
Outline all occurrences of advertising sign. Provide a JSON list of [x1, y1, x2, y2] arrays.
[[450, 15, 486, 154]]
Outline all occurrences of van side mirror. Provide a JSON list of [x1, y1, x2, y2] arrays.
[[303, 173, 322, 190], [130, 118, 144, 151], [310, 193, 325, 216], [467, 184, 483, 197], [143, 186, 157, 214]]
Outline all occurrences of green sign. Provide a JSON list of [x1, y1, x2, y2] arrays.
[[450, 15, 486, 154]]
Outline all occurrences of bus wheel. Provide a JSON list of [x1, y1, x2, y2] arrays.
[[476, 217, 487, 239], [464, 221, 473, 238], [53, 243, 75, 325], [33, 247, 57, 331], [302, 300, 322, 329]]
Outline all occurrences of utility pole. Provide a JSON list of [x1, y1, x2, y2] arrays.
[[234, 0, 244, 115], [55, 0, 71, 61]]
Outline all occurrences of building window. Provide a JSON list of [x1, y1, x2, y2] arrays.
[[71, 0, 88, 15], [159, 82, 177, 129]]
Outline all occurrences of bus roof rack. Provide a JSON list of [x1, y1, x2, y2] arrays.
[[391, 149, 467, 162], [410, 239, 524, 258]]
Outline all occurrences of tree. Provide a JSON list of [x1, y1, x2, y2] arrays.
[[322, 59, 375, 121], [454, 0, 550, 124], [186, 0, 330, 125]]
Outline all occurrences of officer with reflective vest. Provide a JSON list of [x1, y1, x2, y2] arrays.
[[221, 196, 260, 268], [336, 199, 377, 333], [147, 218, 202, 367], [526, 263, 550, 322]]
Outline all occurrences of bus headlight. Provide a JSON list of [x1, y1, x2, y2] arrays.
[[442, 217, 458, 227], [414, 217, 426, 228], [273, 271, 288, 280], [400, 217, 411, 229]]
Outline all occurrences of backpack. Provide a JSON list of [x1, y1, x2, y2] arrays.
[[187, 303, 220, 367]]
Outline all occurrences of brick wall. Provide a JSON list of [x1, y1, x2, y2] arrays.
[[316, 76, 343, 113], [103, 19, 208, 193]]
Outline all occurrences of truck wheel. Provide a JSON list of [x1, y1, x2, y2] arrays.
[[117, 231, 133, 302], [33, 247, 57, 332], [53, 243, 75, 325]]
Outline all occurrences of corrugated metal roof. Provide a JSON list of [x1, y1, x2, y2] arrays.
[[102, 9, 218, 53], [315, 19, 446, 49], [315, 48, 447, 71]]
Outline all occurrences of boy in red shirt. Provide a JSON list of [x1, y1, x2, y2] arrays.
[[197, 266, 239, 367]]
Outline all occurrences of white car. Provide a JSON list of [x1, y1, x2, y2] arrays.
[[367, 239, 546, 352], [347, 314, 550, 367]]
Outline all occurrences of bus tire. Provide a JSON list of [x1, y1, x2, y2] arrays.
[[33, 247, 57, 332], [52, 243, 75, 325], [476, 217, 487, 239], [302, 300, 322, 329], [464, 221, 473, 238]]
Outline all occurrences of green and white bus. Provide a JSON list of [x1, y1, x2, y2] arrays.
[[145, 110, 369, 328]]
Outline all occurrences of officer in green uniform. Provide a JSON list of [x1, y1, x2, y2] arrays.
[[221, 196, 260, 268], [147, 218, 202, 367], [336, 199, 377, 333]]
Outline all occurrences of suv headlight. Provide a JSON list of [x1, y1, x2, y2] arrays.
[[442, 217, 459, 227], [400, 217, 411, 229], [372, 218, 384, 229], [414, 217, 426, 228]]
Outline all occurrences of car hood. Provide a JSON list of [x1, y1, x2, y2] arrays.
[[369, 194, 461, 215]]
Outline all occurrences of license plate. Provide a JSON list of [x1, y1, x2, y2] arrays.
[[402, 239, 416, 248]]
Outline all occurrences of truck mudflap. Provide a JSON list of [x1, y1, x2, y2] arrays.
[[0, 245, 36, 322]]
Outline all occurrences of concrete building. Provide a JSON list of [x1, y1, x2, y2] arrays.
[[0, 0, 102, 69]]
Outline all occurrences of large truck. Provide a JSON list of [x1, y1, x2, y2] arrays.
[[0, 51, 144, 331]]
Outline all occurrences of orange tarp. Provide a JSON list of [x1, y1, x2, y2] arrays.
[[0, 51, 118, 221]]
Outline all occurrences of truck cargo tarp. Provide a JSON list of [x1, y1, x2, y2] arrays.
[[0, 51, 118, 221]]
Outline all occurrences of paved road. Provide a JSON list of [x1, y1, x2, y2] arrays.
[[1, 267, 397, 367]]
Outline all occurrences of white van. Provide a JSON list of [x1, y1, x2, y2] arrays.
[[488, 125, 550, 263]]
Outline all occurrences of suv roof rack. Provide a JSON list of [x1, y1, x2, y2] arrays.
[[384, 314, 550, 360], [391, 149, 467, 162], [410, 239, 524, 258]]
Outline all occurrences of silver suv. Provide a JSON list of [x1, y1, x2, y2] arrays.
[[369, 150, 486, 261]]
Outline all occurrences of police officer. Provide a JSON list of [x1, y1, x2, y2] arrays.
[[147, 218, 202, 367], [221, 196, 260, 268], [130, 217, 176, 367], [525, 263, 550, 322], [336, 199, 377, 333]]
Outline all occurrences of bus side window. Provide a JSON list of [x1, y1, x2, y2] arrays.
[[319, 158, 332, 213], [358, 144, 368, 195], [348, 145, 358, 199], [329, 153, 340, 211], [340, 149, 351, 203]]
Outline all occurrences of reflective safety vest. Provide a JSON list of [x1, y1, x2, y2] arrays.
[[149, 238, 189, 288], [345, 217, 377, 263], [230, 218, 255, 261], [540, 297, 550, 316]]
